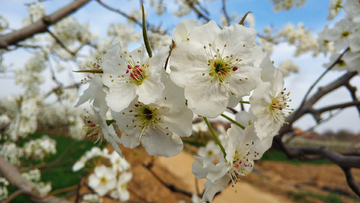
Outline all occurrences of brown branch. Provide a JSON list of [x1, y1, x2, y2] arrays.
[[96, 0, 142, 27], [297, 47, 350, 112], [221, 0, 230, 26], [344, 81, 360, 116], [0, 0, 90, 49], [0, 156, 71, 203], [46, 29, 76, 58], [187, 1, 211, 22], [316, 101, 360, 114], [4, 189, 26, 203], [280, 71, 358, 136], [342, 167, 360, 197]]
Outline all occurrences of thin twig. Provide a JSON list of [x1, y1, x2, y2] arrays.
[[46, 29, 76, 58], [0, 0, 90, 49], [221, 0, 230, 26], [297, 47, 350, 112], [4, 189, 26, 203], [96, 0, 142, 27]]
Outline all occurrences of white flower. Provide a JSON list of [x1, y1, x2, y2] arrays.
[[192, 124, 273, 202], [112, 74, 193, 157], [324, 18, 359, 52], [343, 51, 360, 73], [109, 151, 130, 172], [323, 53, 353, 71], [198, 141, 221, 164], [82, 194, 103, 203], [88, 165, 117, 196], [102, 43, 169, 113], [344, 0, 360, 23], [192, 121, 208, 133], [278, 59, 299, 77], [173, 19, 201, 43], [250, 56, 293, 140], [327, 0, 343, 20], [170, 20, 261, 117], [110, 172, 132, 202], [73, 155, 87, 171]]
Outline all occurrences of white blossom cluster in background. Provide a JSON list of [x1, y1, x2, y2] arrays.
[[72, 147, 132, 202], [0, 135, 56, 166], [320, 0, 360, 72], [271, 0, 306, 12], [75, 16, 295, 201], [21, 169, 52, 196], [0, 177, 9, 202]]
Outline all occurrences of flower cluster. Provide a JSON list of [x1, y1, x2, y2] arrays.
[[72, 147, 132, 202], [21, 169, 52, 196], [0, 177, 9, 202], [74, 17, 293, 202], [321, 0, 360, 72]]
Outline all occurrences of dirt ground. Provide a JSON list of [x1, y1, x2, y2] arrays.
[[72, 143, 360, 203]]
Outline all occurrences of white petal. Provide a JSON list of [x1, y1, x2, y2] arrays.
[[170, 41, 208, 87], [215, 24, 257, 64], [160, 107, 193, 137], [201, 176, 230, 203], [189, 20, 221, 45], [185, 74, 229, 118], [228, 66, 261, 98], [173, 19, 201, 43], [105, 84, 137, 112], [136, 76, 164, 104], [141, 127, 183, 157]]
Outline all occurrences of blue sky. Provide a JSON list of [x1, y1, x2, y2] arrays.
[[1, 0, 359, 133]]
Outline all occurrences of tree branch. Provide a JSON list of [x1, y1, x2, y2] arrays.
[[0, 0, 90, 49], [342, 167, 360, 197], [0, 156, 71, 203], [96, 0, 142, 27]]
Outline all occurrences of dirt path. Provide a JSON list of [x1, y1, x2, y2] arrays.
[[157, 151, 292, 203]]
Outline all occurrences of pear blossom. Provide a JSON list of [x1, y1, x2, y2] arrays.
[[344, 0, 360, 23], [88, 165, 117, 196], [82, 194, 103, 203], [110, 172, 132, 202], [102, 43, 169, 113], [327, 0, 343, 20], [192, 124, 273, 202], [170, 20, 261, 117], [192, 121, 208, 133], [109, 151, 130, 172], [198, 141, 221, 164], [173, 19, 201, 43], [323, 18, 360, 52], [0, 177, 9, 202], [323, 53, 353, 71], [250, 56, 293, 140], [112, 74, 193, 157]]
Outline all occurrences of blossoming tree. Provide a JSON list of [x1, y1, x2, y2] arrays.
[[0, 0, 360, 202]]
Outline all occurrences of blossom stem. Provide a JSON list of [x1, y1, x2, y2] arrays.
[[239, 101, 250, 104], [203, 117, 226, 157], [220, 113, 245, 130], [142, 4, 152, 58]]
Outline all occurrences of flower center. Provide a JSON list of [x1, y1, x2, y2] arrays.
[[125, 63, 148, 86], [269, 88, 294, 126], [100, 176, 107, 184], [123, 102, 167, 142], [203, 43, 243, 95]]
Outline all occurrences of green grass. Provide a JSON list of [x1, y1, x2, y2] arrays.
[[261, 150, 332, 165], [7, 133, 105, 202]]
